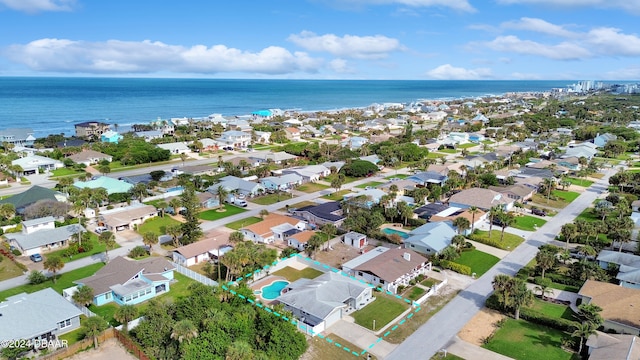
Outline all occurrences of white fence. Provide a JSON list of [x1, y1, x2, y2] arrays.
[[415, 278, 448, 305], [171, 262, 218, 287]]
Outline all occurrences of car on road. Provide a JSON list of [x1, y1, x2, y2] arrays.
[[30, 254, 43, 262]]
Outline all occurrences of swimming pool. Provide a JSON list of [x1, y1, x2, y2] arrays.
[[166, 186, 184, 193], [261, 280, 289, 300], [382, 227, 410, 239]]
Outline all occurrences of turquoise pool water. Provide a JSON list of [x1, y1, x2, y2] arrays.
[[261, 280, 289, 300], [382, 227, 410, 239]]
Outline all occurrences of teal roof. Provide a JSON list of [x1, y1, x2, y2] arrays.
[[74, 176, 133, 195], [252, 110, 272, 117]]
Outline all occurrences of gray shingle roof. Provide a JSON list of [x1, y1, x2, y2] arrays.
[[5, 224, 84, 251]]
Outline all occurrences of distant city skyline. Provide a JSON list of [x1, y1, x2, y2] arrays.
[[1, 0, 639, 80]]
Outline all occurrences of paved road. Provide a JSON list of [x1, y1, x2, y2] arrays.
[[385, 171, 614, 360]]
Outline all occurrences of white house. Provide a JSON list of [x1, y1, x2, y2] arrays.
[[217, 130, 251, 148], [172, 236, 232, 267], [260, 174, 303, 191], [12, 155, 64, 176], [240, 214, 307, 244], [157, 142, 190, 154], [5, 217, 84, 256], [100, 203, 157, 232]]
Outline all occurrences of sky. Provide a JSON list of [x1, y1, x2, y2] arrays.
[[0, 0, 639, 80]]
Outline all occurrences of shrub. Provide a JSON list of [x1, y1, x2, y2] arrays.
[[11, 248, 21, 256], [468, 233, 508, 250], [440, 260, 472, 275], [28, 270, 47, 285], [128, 246, 148, 258]]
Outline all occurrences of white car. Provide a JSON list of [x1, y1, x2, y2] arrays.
[[95, 226, 108, 234]]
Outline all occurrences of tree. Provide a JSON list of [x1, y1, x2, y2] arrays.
[[97, 164, 111, 175], [577, 303, 604, 329], [171, 319, 198, 344], [114, 305, 138, 333], [330, 176, 344, 192], [452, 234, 466, 252], [452, 217, 471, 235], [535, 248, 557, 278], [541, 178, 556, 203], [225, 340, 254, 360], [533, 277, 553, 300], [305, 234, 324, 259], [27, 270, 47, 285], [560, 223, 578, 250], [83, 316, 108, 348], [468, 206, 480, 233], [229, 231, 244, 244], [179, 185, 203, 245], [72, 286, 94, 307], [488, 206, 502, 239], [130, 182, 149, 201], [43, 255, 64, 283], [215, 185, 228, 210], [167, 224, 183, 247], [180, 153, 189, 167], [99, 231, 117, 261], [142, 232, 158, 253], [396, 201, 413, 226], [572, 322, 596, 355], [259, 209, 269, 219], [497, 211, 516, 243], [492, 274, 533, 320]]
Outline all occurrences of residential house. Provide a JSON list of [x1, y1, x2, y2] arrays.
[[562, 142, 598, 160], [210, 175, 265, 197], [240, 213, 307, 244], [12, 155, 63, 176], [586, 332, 640, 360], [291, 202, 345, 228], [342, 247, 430, 294], [157, 142, 190, 154], [378, 180, 417, 196], [594, 133, 617, 148], [73, 256, 175, 306], [134, 130, 163, 142], [407, 171, 448, 187], [277, 272, 373, 334], [13, 145, 52, 157], [74, 176, 133, 195], [254, 131, 271, 144], [284, 127, 302, 141], [66, 150, 113, 167], [413, 202, 450, 220], [286, 230, 318, 251], [444, 132, 469, 145], [217, 130, 251, 148], [489, 184, 536, 203], [517, 167, 556, 180], [429, 208, 487, 235], [596, 250, 640, 289], [341, 136, 368, 150], [55, 139, 87, 148], [448, 188, 513, 211], [74, 121, 110, 139], [100, 203, 157, 232], [343, 189, 387, 208], [472, 114, 490, 123], [0, 288, 82, 347], [578, 280, 640, 334], [172, 234, 232, 266], [260, 174, 303, 191], [251, 151, 298, 165], [0, 185, 65, 215], [5, 216, 84, 256], [100, 130, 123, 144], [0, 128, 36, 147], [181, 164, 216, 176], [343, 231, 367, 249], [468, 133, 485, 143], [282, 165, 330, 183], [403, 221, 457, 255]]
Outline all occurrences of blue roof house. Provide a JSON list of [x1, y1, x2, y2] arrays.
[[403, 222, 457, 255], [100, 130, 123, 144], [593, 133, 617, 148], [408, 171, 448, 186]]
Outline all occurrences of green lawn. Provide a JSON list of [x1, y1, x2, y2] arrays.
[[385, 174, 409, 179], [532, 190, 581, 209], [58, 325, 86, 346], [526, 298, 575, 321], [324, 189, 351, 201], [137, 216, 181, 236], [225, 216, 262, 230], [0, 263, 105, 301], [470, 230, 525, 250], [251, 192, 295, 205], [452, 250, 500, 277], [566, 177, 594, 187], [308, 334, 376, 360], [355, 181, 384, 189], [457, 143, 479, 149], [352, 293, 409, 330], [45, 233, 118, 263], [324, 174, 359, 184], [575, 208, 601, 222], [198, 204, 247, 221], [0, 254, 25, 281], [50, 168, 83, 177], [483, 319, 576, 360], [89, 302, 121, 326], [436, 148, 458, 154], [297, 183, 330, 193], [421, 278, 440, 288], [512, 215, 547, 231], [272, 266, 323, 282], [285, 201, 317, 210], [426, 152, 446, 159], [405, 286, 425, 301], [552, 190, 580, 202]]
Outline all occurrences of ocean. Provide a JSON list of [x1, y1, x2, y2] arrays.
[[0, 77, 573, 137]]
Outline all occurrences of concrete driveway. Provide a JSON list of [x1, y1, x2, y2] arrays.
[[326, 318, 396, 359]]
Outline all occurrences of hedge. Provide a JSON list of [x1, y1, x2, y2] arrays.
[[440, 260, 472, 275], [468, 233, 508, 250]]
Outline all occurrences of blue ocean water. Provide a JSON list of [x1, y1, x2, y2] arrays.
[[0, 77, 572, 137]]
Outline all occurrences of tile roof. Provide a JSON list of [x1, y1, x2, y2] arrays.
[[579, 280, 640, 329], [173, 236, 230, 259], [448, 188, 510, 210], [288, 230, 316, 244], [242, 213, 303, 238], [353, 248, 428, 283]]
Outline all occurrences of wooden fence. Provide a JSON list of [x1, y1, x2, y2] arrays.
[[38, 328, 150, 360]]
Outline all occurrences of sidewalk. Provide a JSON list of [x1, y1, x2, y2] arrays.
[[446, 336, 514, 360]]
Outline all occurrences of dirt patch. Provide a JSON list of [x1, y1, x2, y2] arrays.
[[65, 339, 137, 360], [458, 308, 505, 346], [313, 242, 370, 269]]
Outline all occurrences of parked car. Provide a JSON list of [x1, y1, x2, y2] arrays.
[[531, 208, 547, 216], [95, 226, 107, 234], [30, 254, 43, 262], [233, 199, 248, 207]]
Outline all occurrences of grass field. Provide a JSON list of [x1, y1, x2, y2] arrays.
[[426, 152, 446, 159], [576, 208, 601, 222], [385, 174, 409, 179], [355, 181, 384, 189], [483, 319, 577, 360], [457, 143, 479, 149], [352, 293, 408, 330], [470, 230, 525, 250], [50, 168, 84, 177], [137, 216, 181, 236], [566, 177, 594, 187], [324, 189, 351, 201], [306, 335, 377, 360], [532, 190, 581, 209], [526, 298, 575, 321], [285, 201, 317, 210], [198, 204, 248, 220], [272, 266, 323, 282], [297, 183, 330, 193], [324, 174, 359, 184], [452, 250, 500, 277], [45, 233, 117, 263], [512, 215, 547, 231], [405, 286, 426, 300], [225, 216, 261, 230], [0, 254, 24, 281], [421, 278, 440, 288], [0, 263, 105, 301], [251, 192, 295, 205]]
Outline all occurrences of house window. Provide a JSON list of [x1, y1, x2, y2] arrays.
[[105, 292, 111, 300], [58, 319, 72, 329], [358, 272, 363, 276]]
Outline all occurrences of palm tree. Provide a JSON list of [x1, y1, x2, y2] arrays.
[[396, 201, 413, 226], [497, 212, 515, 243], [142, 232, 158, 254], [468, 206, 480, 233], [542, 178, 556, 204], [58, 176, 74, 196], [306, 234, 324, 259], [130, 182, 148, 201], [179, 153, 188, 167], [72, 286, 94, 307], [169, 198, 182, 215], [535, 249, 557, 278], [488, 206, 502, 239], [99, 231, 116, 261], [215, 185, 228, 210], [166, 224, 183, 247], [229, 231, 244, 244], [561, 223, 578, 250], [43, 255, 64, 283], [82, 316, 108, 348], [259, 209, 269, 219], [533, 277, 553, 300], [572, 322, 596, 355], [452, 217, 471, 235], [225, 340, 255, 360], [171, 319, 198, 344], [114, 305, 138, 333]]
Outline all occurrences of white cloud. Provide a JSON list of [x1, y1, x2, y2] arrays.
[[586, 27, 640, 56], [0, 0, 74, 13], [502, 17, 577, 38], [479, 35, 591, 60], [4, 38, 324, 75], [604, 66, 640, 80], [327, 59, 355, 73], [496, 0, 640, 15], [320, 0, 475, 12], [288, 31, 403, 59], [510, 72, 542, 80], [425, 64, 493, 80]]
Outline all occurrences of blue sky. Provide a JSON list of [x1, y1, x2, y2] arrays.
[[0, 0, 639, 80]]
